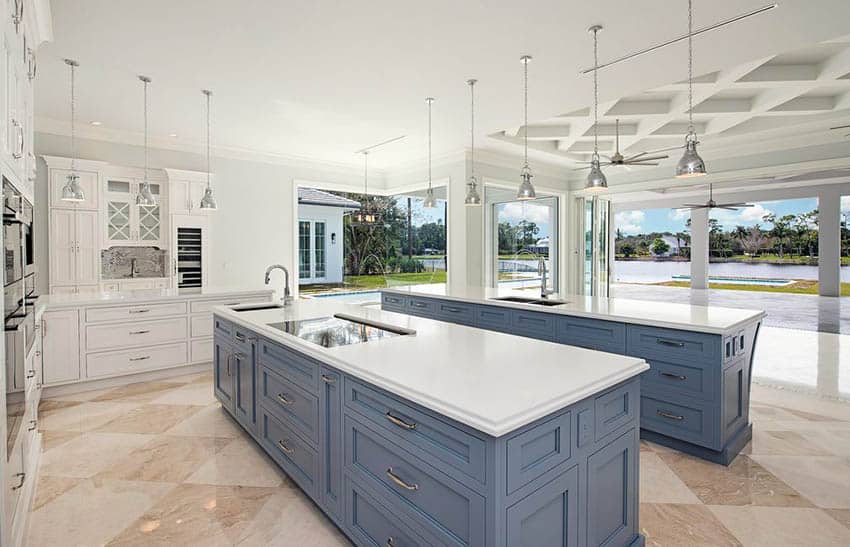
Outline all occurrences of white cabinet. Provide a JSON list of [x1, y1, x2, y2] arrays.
[[48, 209, 100, 291], [49, 168, 99, 210], [103, 178, 165, 246], [42, 309, 81, 385], [168, 179, 208, 215]]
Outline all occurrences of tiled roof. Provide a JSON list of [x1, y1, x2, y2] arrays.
[[298, 187, 361, 209]]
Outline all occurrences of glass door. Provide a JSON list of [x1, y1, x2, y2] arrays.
[[578, 196, 611, 297], [298, 220, 327, 283]]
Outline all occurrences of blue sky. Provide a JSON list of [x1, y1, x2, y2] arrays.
[[402, 196, 446, 227], [615, 197, 819, 236], [497, 200, 554, 237]]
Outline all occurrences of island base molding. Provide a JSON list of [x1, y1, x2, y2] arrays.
[[641, 423, 753, 466]]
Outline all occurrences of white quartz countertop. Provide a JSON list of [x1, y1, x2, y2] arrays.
[[215, 300, 648, 437], [383, 284, 765, 335], [39, 286, 274, 309]]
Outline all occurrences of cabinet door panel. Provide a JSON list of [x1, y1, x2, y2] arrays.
[[75, 210, 100, 284], [49, 209, 76, 284], [319, 367, 342, 519], [42, 309, 81, 385], [233, 346, 256, 433], [213, 338, 234, 409]]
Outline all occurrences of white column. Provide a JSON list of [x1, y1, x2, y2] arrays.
[[818, 187, 841, 297], [690, 208, 709, 290]]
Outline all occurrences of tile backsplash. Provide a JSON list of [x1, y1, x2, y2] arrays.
[[101, 246, 168, 279]]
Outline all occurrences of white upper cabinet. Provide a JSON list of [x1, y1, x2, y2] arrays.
[[49, 168, 100, 210], [164, 169, 213, 216], [103, 177, 165, 246]]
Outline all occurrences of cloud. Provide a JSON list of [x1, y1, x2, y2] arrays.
[[842, 195, 850, 213], [668, 208, 689, 221], [710, 203, 773, 228], [614, 210, 645, 235], [499, 202, 552, 224]]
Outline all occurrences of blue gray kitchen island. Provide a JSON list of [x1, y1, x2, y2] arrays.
[[214, 299, 649, 547]]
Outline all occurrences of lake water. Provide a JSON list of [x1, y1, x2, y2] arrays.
[[613, 260, 850, 283]]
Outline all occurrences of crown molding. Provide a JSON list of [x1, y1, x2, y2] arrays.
[[41, 154, 109, 171]]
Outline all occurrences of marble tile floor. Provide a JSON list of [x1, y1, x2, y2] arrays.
[[27, 372, 850, 546]]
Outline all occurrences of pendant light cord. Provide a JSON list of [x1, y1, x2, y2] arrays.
[[523, 58, 529, 168], [469, 80, 475, 179], [69, 60, 76, 173], [205, 90, 211, 190], [143, 77, 149, 182], [593, 27, 599, 159], [687, 0, 694, 136], [427, 97, 433, 191]]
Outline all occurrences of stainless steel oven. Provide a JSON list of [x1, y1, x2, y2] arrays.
[[3, 179, 24, 290], [22, 197, 34, 279]]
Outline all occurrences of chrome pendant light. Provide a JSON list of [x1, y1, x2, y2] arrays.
[[585, 25, 608, 193], [423, 97, 437, 209], [464, 79, 481, 206], [517, 55, 536, 200], [136, 75, 157, 207], [60, 59, 85, 202], [199, 89, 217, 210], [676, 0, 708, 178]]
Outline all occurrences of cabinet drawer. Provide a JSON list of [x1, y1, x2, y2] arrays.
[[345, 477, 437, 547], [191, 338, 213, 362], [191, 296, 268, 314], [346, 415, 486, 547], [595, 381, 639, 441], [345, 377, 486, 484], [260, 409, 318, 496], [406, 296, 437, 317], [642, 358, 714, 401], [258, 339, 319, 394], [381, 293, 408, 312], [85, 301, 187, 323], [433, 300, 476, 326], [555, 316, 625, 354], [511, 310, 556, 340], [475, 306, 512, 332], [626, 325, 719, 365], [506, 411, 572, 495], [86, 342, 188, 378], [640, 395, 715, 449], [259, 365, 319, 445], [191, 315, 213, 338], [86, 317, 188, 351], [232, 324, 255, 354], [214, 317, 234, 338]]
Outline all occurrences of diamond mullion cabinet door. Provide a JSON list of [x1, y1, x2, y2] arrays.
[[49, 209, 76, 285], [41, 309, 81, 385], [49, 168, 99, 210], [74, 210, 100, 285], [104, 178, 134, 244]]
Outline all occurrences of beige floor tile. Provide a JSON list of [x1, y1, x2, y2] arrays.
[[640, 502, 741, 547], [752, 455, 850, 508], [237, 489, 351, 546], [38, 401, 141, 432], [96, 435, 231, 483], [26, 478, 175, 547], [803, 428, 850, 457], [826, 508, 850, 530], [184, 436, 286, 487], [658, 452, 813, 507], [148, 382, 218, 406], [158, 370, 212, 384], [639, 452, 701, 504], [163, 403, 242, 438], [31, 475, 81, 511], [39, 429, 82, 452], [106, 483, 277, 546], [94, 403, 203, 434], [40, 432, 153, 478], [742, 428, 834, 456], [37, 399, 82, 414], [90, 380, 186, 403], [709, 505, 850, 547]]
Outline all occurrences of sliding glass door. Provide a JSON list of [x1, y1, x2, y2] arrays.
[[578, 196, 611, 297]]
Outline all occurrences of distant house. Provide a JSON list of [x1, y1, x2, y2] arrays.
[[529, 236, 550, 256], [657, 235, 686, 257], [297, 188, 360, 285]]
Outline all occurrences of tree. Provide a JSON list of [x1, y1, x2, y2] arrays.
[[620, 243, 635, 258], [762, 212, 794, 258], [739, 226, 767, 257], [651, 237, 670, 257], [417, 221, 445, 253]]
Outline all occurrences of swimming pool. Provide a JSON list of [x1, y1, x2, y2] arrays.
[[671, 275, 794, 287], [310, 290, 382, 304]]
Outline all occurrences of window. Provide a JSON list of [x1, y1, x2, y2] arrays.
[[299, 220, 328, 282], [299, 221, 311, 279], [314, 221, 326, 279]]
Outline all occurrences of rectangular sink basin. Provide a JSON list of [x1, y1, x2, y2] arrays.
[[231, 303, 284, 312], [491, 296, 567, 306]]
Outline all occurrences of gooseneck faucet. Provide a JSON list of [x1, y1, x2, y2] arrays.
[[515, 249, 555, 299], [264, 264, 293, 305]]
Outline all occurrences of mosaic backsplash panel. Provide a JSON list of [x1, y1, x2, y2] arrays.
[[101, 246, 168, 279]]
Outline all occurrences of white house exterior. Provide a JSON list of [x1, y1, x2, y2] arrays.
[[298, 188, 360, 284], [657, 235, 684, 257]]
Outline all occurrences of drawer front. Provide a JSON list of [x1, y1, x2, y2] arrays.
[[406, 296, 437, 317], [475, 305, 512, 333], [86, 317, 188, 351], [232, 324, 256, 354], [85, 301, 187, 323], [191, 315, 213, 338], [259, 365, 319, 445], [346, 415, 486, 547], [433, 300, 476, 326], [555, 316, 626, 354], [191, 296, 268, 314], [345, 477, 436, 547], [595, 381, 639, 441], [626, 325, 720, 365], [258, 339, 319, 394], [214, 316, 234, 338], [642, 358, 714, 401], [260, 409, 318, 496], [640, 395, 716, 449], [86, 342, 188, 378], [381, 293, 408, 312], [190, 338, 213, 362], [511, 310, 556, 340], [345, 377, 486, 484], [506, 411, 572, 495]]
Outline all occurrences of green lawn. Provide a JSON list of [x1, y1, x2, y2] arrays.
[[658, 280, 850, 296], [300, 272, 447, 294]]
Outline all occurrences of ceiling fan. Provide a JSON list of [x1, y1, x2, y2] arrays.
[[575, 119, 670, 170], [676, 184, 754, 211]]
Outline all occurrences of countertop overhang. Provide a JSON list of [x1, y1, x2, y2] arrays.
[[383, 284, 765, 335], [37, 286, 274, 310], [214, 300, 648, 438]]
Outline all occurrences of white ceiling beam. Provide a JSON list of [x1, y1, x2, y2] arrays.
[[738, 63, 821, 82]]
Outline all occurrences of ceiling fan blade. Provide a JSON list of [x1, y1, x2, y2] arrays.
[[643, 144, 684, 155], [626, 154, 668, 162], [678, 204, 706, 209], [716, 203, 754, 208]]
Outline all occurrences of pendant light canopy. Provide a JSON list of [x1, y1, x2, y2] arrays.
[[423, 97, 437, 209], [517, 55, 535, 200], [60, 59, 85, 202], [464, 79, 481, 206], [585, 25, 608, 193], [199, 89, 217, 210], [675, 0, 708, 178], [136, 75, 157, 207]]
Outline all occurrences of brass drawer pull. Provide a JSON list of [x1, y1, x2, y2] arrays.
[[386, 412, 416, 430], [129, 330, 150, 335], [277, 394, 294, 405], [321, 374, 336, 384], [129, 309, 150, 314], [657, 410, 685, 421], [657, 339, 685, 348], [385, 468, 418, 491], [277, 440, 294, 455], [660, 372, 687, 381], [129, 356, 151, 362]]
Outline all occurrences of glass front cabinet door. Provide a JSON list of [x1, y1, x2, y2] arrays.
[[104, 178, 164, 246]]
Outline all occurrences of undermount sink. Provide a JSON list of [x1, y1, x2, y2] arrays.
[[491, 296, 568, 306], [230, 302, 284, 312]]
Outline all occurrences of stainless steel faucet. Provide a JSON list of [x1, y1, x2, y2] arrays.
[[514, 249, 554, 299], [265, 264, 293, 305], [130, 258, 138, 278]]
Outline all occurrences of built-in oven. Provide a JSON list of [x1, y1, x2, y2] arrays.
[[3, 179, 24, 290], [22, 197, 34, 280], [4, 310, 34, 391]]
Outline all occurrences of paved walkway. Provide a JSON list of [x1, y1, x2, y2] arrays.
[[611, 283, 850, 334]]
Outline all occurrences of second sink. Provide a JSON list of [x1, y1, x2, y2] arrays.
[[491, 296, 567, 306]]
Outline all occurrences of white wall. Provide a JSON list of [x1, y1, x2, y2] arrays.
[[297, 203, 347, 284]]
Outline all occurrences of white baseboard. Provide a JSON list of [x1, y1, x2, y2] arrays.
[[42, 361, 212, 398]]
